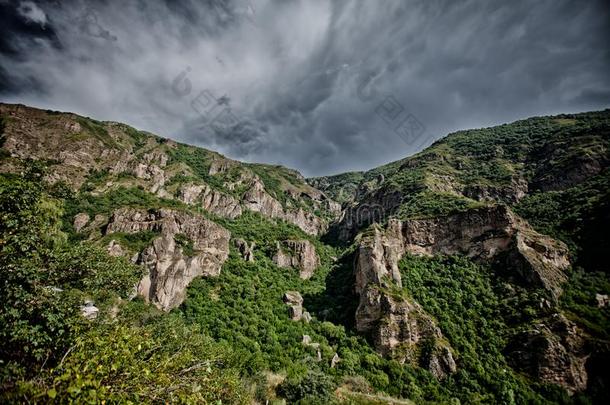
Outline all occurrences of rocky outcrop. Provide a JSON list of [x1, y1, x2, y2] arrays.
[[505, 314, 588, 394], [397, 205, 569, 298], [353, 226, 456, 378], [178, 183, 242, 219], [208, 158, 236, 175], [106, 240, 125, 257], [106, 208, 230, 311], [234, 238, 255, 262], [273, 240, 320, 280], [462, 177, 529, 204], [132, 162, 166, 194], [242, 177, 326, 235], [353, 204, 570, 314], [596, 293, 609, 307], [353, 205, 570, 377], [73, 213, 90, 233], [283, 291, 305, 321], [331, 353, 341, 368]]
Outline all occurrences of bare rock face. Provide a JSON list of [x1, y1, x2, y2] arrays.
[[331, 353, 341, 368], [354, 226, 456, 378], [353, 205, 570, 378], [398, 205, 570, 298], [132, 162, 166, 194], [234, 238, 255, 262], [106, 208, 230, 311], [208, 158, 236, 175], [596, 293, 609, 307], [242, 178, 325, 235], [178, 183, 242, 219], [505, 314, 588, 394], [463, 177, 529, 204], [273, 240, 320, 279]]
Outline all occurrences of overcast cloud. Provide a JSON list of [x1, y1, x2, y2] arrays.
[[1, 0, 609, 176]]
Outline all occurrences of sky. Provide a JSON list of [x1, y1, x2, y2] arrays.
[[1, 0, 609, 177]]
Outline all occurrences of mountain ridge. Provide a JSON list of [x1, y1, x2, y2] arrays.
[[1, 101, 609, 404]]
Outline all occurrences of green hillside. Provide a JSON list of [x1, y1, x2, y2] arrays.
[[1, 104, 609, 404]]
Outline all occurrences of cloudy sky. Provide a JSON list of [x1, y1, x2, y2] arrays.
[[1, 0, 609, 176]]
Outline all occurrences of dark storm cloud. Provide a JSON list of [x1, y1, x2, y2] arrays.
[[1, 0, 609, 176]]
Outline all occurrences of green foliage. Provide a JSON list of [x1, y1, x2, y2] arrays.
[[76, 117, 117, 149], [0, 168, 249, 403], [64, 185, 183, 225], [308, 171, 365, 204], [248, 164, 286, 202], [399, 254, 557, 404], [167, 144, 225, 190], [0, 169, 143, 378], [514, 169, 610, 271], [396, 191, 484, 220], [181, 219, 449, 403], [9, 313, 250, 404], [99, 230, 159, 254], [561, 269, 610, 339], [278, 370, 336, 403], [121, 123, 149, 150]]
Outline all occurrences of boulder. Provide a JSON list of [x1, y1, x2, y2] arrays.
[[73, 212, 90, 233], [106, 240, 125, 257], [283, 291, 306, 321], [331, 353, 341, 368], [80, 300, 99, 320], [283, 291, 304, 306]]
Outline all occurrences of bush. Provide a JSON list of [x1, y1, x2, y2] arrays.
[[278, 370, 336, 403]]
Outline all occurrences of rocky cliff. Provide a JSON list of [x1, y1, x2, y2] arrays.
[[353, 225, 456, 378], [106, 208, 230, 311], [352, 204, 573, 381], [0, 103, 339, 236], [505, 313, 589, 394], [272, 240, 320, 280]]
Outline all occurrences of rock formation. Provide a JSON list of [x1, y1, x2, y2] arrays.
[[354, 225, 456, 378], [234, 238, 255, 262], [106, 208, 230, 311], [106, 240, 125, 257], [331, 353, 341, 368], [505, 313, 588, 394], [73, 212, 90, 233], [242, 177, 325, 235], [80, 300, 99, 320], [273, 240, 320, 279], [283, 291, 306, 321], [397, 205, 570, 298], [595, 293, 608, 308], [178, 183, 243, 219], [353, 205, 571, 378]]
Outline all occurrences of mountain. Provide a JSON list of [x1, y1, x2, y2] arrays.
[[1, 102, 609, 404]]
